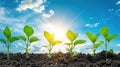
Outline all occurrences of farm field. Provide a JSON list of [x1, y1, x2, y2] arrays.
[[0, 51, 120, 67]]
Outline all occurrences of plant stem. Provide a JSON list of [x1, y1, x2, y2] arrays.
[[25, 37, 30, 59], [105, 45, 108, 58], [93, 49, 96, 59], [25, 45, 29, 59], [70, 42, 74, 57], [105, 40, 108, 58], [48, 43, 52, 58], [48, 49, 51, 58], [70, 48, 73, 57], [7, 46, 10, 60]]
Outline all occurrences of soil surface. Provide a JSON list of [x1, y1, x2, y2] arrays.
[[0, 51, 120, 67]]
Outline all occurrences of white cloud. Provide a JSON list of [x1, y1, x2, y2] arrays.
[[16, 0, 18, 3], [116, 44, 120, 46], [0, 7, 5, 16], [0, 7, 22, 24], [116, 1, 120, 5], [85, 23, 100, 28], [16, 0, 44, 12], [14, 43, 24, 48], [33, 5, 45, 13], [108, 8, 120, 16], [0, 44, 3, 47], [42, 10, 54, 18], [16, 0, 54, 18], [108, 9, 114, 12]]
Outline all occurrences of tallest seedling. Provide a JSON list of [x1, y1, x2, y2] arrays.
[[100, 27, 118, 58], [18, 25, 39, 59], [0, 26, 19, 60]]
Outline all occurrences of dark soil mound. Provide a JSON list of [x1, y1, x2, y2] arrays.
[[0, 51, 120, 67]]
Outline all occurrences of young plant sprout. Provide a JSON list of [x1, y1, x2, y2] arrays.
[[109, 49, 114, 55], [100, 26, 118, 58], [43, 31, 62, 58], [18, 25, 39, 59], [86, 32, 103, 58], [0, 26, 19, 60], [65, 30, 86, 57]]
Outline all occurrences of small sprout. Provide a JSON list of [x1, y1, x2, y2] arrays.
[[86, 32, 103, 58], [65, 30, 86, 57], [18, 25, 39, 59], [100, 26, 118, 58], [0, 26, 19, 60], [109, 49, 114, 55], [43, 31, 62, 58]]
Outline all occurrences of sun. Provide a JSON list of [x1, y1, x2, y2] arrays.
[[41, 21, 70, 42]]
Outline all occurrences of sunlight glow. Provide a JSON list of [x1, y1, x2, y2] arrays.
[[41, 20, 70, 53], [41, 21, 70, 42]]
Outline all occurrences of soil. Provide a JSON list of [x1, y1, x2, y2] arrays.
[[0, 51, 120, 67]]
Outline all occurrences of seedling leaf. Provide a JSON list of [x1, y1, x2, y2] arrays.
[[64, 43, 71, 47], [66, 30, 77, 42], [18, 36, 26, 41], [94, 41, 103, 48], [74, 39, 86, 46], [30, 37, 39, 43], [42, 46, 49, 49], [44, 31, 54, 43], [106, 34, 118, 42], [9, 37, 19, 43], [100, 26, 109, 38], [0, 39, 6, 44], [3, 26, 11, 38], [24, 25, 34, 37], [86, 32, 96, 43], [96, 33, 100, 40], [52, 40, 62, 45]]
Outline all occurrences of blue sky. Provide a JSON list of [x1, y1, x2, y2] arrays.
[[0, 0, 120, 54]]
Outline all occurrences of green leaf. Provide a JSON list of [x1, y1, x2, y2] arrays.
[[74, 39, 86, 46], [42, 46, 49, 49], [18, 36, 26, 41], [9, 37, 19, 43], [44, 31, 54, 43], [109, 49, 114, 54], [0, 39, 6, 44], [30, 37, 39, 43], [24, 25, 34, 37], [64, 43, 71, 47], [52, 40, 62, 46], [96, 33, 100, 40], [94, 41, 103, 48], [3, 26, 11, 38], [100, 26, 109, 38], [86, 32, 96, 43], [106, 34, 118, 42], [66, 30, 78, 42], [73, 52, 78, 57]]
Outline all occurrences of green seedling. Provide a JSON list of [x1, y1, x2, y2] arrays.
[[100, 26, 118, 58], [109, 49, 114, 55], [0, 26, 19, 60], [43, 31, 62, 58], [65, 30, 86, 57], [18, 25, 39, 59], [86, 32, 103, 58]]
